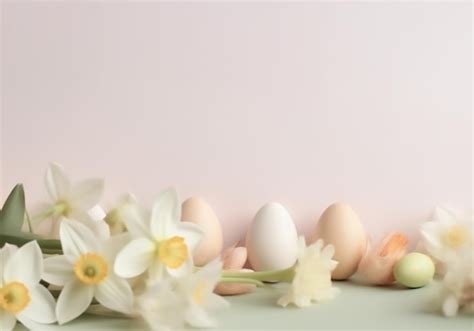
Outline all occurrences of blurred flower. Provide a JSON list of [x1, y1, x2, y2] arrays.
[[104, 193, 137, 235], [277, 237, 339, 308], [175, 259, 229, 328], [114, 188, 203, 281], [137, 280, 185, 331], [420, 206, 473, 266], [215, 244, 255, 296], [0, 242, 56, 331], [357, 232, 408, 285], [430, 250, 474, 317], [43, 220, 133, 324], [37, 163, 109, 239]]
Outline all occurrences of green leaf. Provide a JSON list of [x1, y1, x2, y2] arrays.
[[0, 184, 26, 234], [0, 233, 62, 251]]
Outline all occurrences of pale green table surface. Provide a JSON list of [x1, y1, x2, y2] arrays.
[[15, 282, 473, 330]]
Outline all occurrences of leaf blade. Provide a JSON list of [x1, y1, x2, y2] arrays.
[[0, 184, 26, 233]]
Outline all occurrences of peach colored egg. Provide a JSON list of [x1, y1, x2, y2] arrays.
[[181, 197, 223, 266], [309, 203, 367, 280], [221, 245, 248, 270]]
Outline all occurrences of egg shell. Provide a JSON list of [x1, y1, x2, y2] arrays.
[[246, 202, 298, 271], [182, 197, 223, 266], [310, 203, 366, 280], [394, 252, 435, 288], [221, 245, 248, 270]]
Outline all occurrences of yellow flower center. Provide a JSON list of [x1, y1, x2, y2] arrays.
[[74, 253, 108, 285], [443, 224, 469, 248], [157, 236, 188, 269], [0, 282, 31, 314], [192, 282, 207, 305]]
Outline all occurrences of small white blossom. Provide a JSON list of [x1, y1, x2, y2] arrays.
[[278, 237, 339, 308]]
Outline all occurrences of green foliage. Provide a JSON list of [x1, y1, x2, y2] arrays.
[[0, 184, 26, 234], [0, 184, 62, 253]]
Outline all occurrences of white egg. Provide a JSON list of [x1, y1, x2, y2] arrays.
[[246, 202, 298, 271]]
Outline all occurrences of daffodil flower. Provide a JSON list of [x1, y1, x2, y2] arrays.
[[0, 242, 56, 331], [430, 250, 474, 317], [137, 259, 229, 331], [43, 219, 133, 324], [35, 163, 109, 239], [114, 188, 203, 280], [175, 259, 229, 328], [137, 278, 186, 331], [421, 207, 473, 265]]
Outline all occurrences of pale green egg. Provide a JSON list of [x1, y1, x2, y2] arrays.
[[394, 252, 435, 288]]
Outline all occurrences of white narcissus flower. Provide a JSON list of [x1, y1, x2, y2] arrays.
[[137, 279, 186, 331], [278, 237, 339, 308], [430, 250, 474, 317], [137, 259, 229, 331], [0, 242, 56, 331], [114, 188, 203, 280], [39, 162, 109, 239], [175, 259, 229, 328], [420, 207, 473, 265], [43, 219, 133, 324]]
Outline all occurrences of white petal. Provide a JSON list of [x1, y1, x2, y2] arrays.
[[114, 238, 155, 278], [43, 255, 74, 286], [420, 222, 443, 246], [21, 285, 57, 324], [206, 293, 230, 310], [68, 179, 104, 210], [4, 241, 42, 287], [45, 163, 71, 201], [150, 188, 180, 238], [60, 219, 99, 260], [442, 295, 459, 317], [321, 244, 335, 260], [277, 295, 290, 307], [82, 218, 111, 241], [0, 244, 18, 286], [56, 280, 94, 324], [184, 304, 216, 328], [174, 222, 203, 253], [102, 233, 131, 264], [121, 204, 151, 239], [196, 259, 222, 285], [95, 275, 133, 314], [166, 258, 192, 278], [0, 310, 16, 331], [16, 313, 40, 330]]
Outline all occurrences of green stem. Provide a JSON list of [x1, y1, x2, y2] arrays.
[[41, 248, 63, 255], [37, 239, 62, 250], [219, 277, 267, 288], [222, 267, 295, 283]]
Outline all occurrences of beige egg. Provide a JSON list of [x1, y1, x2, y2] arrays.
[[309, 203, 367, 280], [182, 197, 223, 266]]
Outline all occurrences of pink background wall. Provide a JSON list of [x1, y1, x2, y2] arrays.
[[1, 2, 472, 246]]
